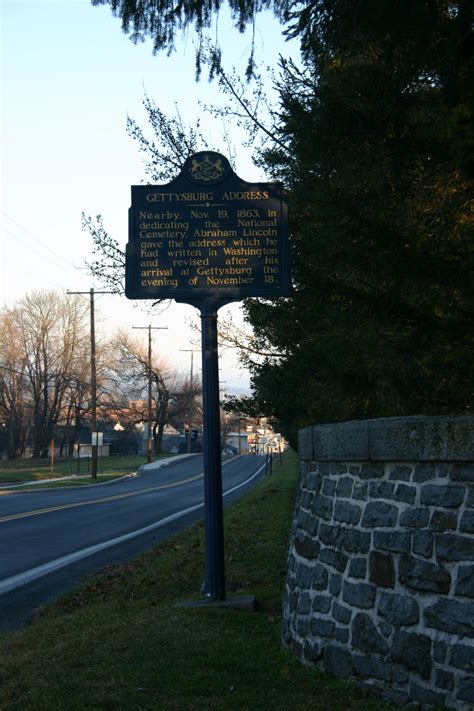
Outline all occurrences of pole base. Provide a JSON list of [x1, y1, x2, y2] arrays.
[[175, 594, 256, 612]]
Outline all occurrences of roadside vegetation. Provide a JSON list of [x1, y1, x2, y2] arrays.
[[0, 454, 168, 486], [0, 450, 394, 710]]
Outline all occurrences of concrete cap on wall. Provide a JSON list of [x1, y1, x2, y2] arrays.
[[299, 416, 474, 461]]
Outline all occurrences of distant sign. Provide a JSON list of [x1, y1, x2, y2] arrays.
[[125, 152, 290, 303]]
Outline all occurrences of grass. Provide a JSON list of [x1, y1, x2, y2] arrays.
[[0, 451, 396, 710], [0, 454, 168, 485]]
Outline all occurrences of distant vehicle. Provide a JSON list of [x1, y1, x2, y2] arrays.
[[223, 444, 238, 455]]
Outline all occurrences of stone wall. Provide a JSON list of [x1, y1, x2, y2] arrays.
[[282, 416, 474, 709]]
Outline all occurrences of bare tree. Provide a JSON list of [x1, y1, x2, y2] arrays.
[[7, 292, 90, 458], [105, 330, 201, 453], [0, 310, 30, 458]]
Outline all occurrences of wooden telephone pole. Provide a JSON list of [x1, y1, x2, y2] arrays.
[[132, 324, 167, 463], [180, 349, 199, 453], [67, 288, 115, 479]]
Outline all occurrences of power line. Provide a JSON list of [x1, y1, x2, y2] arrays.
[[0, 255, 67, 291], [1, 210, 91, 279], [2, 226, 91, 285]]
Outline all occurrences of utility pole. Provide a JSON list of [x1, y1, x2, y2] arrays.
[[180, 349, 199, 453], [67, 288, 115, 479], [133, 324, 167, 463]]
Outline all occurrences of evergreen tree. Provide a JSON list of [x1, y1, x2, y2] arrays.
[[244, 2, 474, 445], [92, 0, 474, 446]]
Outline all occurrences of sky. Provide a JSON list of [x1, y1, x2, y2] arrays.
[[1, 0, 295, 394]]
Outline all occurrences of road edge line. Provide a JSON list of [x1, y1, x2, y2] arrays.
[[0, 459, 267, 595]]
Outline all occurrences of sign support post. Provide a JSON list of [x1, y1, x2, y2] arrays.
[[200, 299, 226, 599]]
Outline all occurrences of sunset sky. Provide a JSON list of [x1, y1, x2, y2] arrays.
[[1, 0, 295, 392]]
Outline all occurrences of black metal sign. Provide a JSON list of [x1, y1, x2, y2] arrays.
[[126, 151, 290, 303], [125, 152, 290, 602]]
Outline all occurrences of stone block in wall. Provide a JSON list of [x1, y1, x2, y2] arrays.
[[373, 531, 411, 553], [341, 528, 371, 553], [311, 563, 329, 591], [348, 557, 367, 579], [335, 627, 349, 643], [399, 507, 430, 528], [369, 481, 395, 499], [318, 523, 342, 547], [451, 464, 474, 482], [294, 534, 321, 560], [335, 476, 353, 497], [412, 530, 434, 558], [468, 487, 474, 507], [388, 465, 412, 481], [367, 415, 474, 461], [392, 630, 432, 679], [310, 617, 335, 638], [311, 495, 333, 520], [321, 478, 337, 496], [334, 500, 362, 525], [362, 501, 399, 527], [352, 481, 368, 500], [323, 646, 353, 678], [460, 509, 474, 533], [353, 655, 392, 681], [393, 484, 417, 504], [399, 555, 451, 594], [358, 463, 384, 479], [409, 683, 447, 707], [436, 533, 474, 561], [312, 594, 332, 613], [319, 547, 348, 572], [312, 420, 369, 461], [433, 641, 447, 663], [369, 551, 395, 588], [455, 564, 474, 598], [430, 509, 458, 531], [298, 426, 313, 460], [328, 573, 342, 596], [351, 612, 388, 654], [457, 678, 474, 703], [342, 581, 376, 609], [450, 643, 474, 672], [413, 464, 437, 482], [420, 483, 467, 507], [332, 601, 352, 624], [378, 591, 419, 626], [424, 598, 474, 637]]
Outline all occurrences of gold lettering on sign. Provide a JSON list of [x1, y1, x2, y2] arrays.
[[134, 187, 285, 293]]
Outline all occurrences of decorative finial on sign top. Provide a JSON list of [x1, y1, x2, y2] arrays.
[[185, 151, 231, 185]]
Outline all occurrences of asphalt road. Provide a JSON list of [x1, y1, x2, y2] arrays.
[[0, 454, 267, 630]]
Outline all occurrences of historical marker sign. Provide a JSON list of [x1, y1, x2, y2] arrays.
[[125, 151, 290, 601], [126, 151, 290, 303]]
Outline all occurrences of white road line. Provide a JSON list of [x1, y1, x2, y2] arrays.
[[0, 460, 267, 595]]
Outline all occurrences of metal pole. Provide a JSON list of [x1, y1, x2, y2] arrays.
[[200, 299, 225, 600]]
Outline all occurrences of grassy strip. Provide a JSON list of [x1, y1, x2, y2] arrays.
[[0, 451, 395, 710], [0, 454, 167, 484]]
